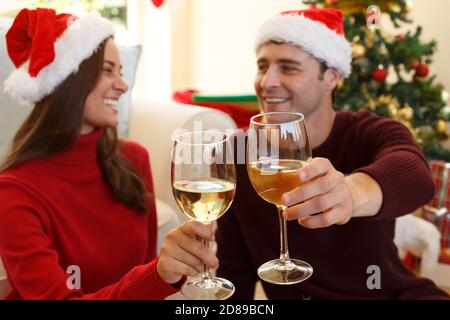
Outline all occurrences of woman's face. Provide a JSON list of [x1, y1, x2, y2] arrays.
[[81, 38, 128, 134]]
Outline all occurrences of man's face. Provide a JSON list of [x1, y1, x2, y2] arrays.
[[254, 42, 329, 118]]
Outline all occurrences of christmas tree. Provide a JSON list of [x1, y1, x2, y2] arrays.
[[305, 0, 450, 160]]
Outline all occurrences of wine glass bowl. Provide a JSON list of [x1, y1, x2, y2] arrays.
[[247, 112, 313, 285], [171, 131, 236, 300]]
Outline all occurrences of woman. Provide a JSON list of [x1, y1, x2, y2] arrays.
[[0, 8, 217, 299]]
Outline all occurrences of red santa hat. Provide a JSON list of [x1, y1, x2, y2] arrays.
[[3, 8, 115, 104], [255, 8, 352, 78]]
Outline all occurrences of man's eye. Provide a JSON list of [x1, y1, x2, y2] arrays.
[[257, 65, 268, 73], [282, 66, 297, 72]]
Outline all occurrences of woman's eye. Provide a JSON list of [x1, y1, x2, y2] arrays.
[[103, 68, 113, 74]]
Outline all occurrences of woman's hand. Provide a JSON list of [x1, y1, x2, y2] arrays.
[[157, 220, 219, 284]]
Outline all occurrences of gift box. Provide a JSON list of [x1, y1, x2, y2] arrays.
[[173, 89, 259, 128], [423, 160, 450, 263]]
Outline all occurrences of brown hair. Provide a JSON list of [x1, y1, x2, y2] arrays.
[[0, 39, 150, 213]]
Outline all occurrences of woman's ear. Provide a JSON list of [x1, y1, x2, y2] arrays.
[[324, 68, 341, 92]]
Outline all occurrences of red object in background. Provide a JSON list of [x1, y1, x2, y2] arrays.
[[372, 67, 388, 82], [402, 252, 415, 270], [409, 59, 420, 70], [423, 160, 450, 265], [151, 0, 164, 8], [173, 89, 258, 129], [415, 64, 429, 77]]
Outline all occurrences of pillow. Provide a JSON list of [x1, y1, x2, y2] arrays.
[[0, 27, 140, 161], [117, 45, 141, 138], [0, 28, 31, 160]]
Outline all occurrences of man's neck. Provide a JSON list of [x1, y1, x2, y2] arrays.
[[307, 106, 336, 149]]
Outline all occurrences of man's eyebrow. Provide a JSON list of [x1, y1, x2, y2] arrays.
[[277, 59, 302, 65], [104, 60, 123, 70], [256, 58, 302, 66]]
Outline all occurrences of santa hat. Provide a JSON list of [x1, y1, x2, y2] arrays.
[[255, 8, 352, 78], [3, 8, 115, 104]]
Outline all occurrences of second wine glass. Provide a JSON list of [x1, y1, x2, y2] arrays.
[[171, 130, 236, 300], [247, 112, 313, 285]]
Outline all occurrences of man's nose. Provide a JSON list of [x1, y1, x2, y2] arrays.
[[260, 67, 280, 89]]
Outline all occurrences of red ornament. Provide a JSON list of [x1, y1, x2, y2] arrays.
[[415, 64, 429, 77], [326, 0, 340, 5], [151, 0, 164, 7], [395, 34, 404, 41], [372, 67, 388, 82], [410, 59, 420, 70]]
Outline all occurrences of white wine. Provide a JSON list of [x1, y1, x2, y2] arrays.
[[248, 159, 308, 206], [173, 178, 236, 223]]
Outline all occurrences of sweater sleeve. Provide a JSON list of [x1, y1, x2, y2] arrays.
[[353, 113, 435, 219], [0, 184, 178, 300]]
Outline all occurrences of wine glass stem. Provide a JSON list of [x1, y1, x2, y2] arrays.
[[202, 239, 212, 282], [277, 206, 291, 264]]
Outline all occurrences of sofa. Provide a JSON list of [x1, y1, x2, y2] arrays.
[[0, 26, 237, 297]]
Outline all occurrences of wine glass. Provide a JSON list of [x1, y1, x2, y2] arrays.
[[247, 112, 313, 285], [171, 130, 236, 300]]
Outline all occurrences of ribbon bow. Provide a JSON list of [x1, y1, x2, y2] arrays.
[[6, 8, 74, 77]]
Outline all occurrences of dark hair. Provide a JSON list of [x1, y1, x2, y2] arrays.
[[0, 38, 150, 213], [318, 60, 336, 105]]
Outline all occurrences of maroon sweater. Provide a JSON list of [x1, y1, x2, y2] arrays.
[[216, 110, 449, 300]]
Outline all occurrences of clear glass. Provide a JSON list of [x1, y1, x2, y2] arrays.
[[171, 131, 236, 300], [247, 112, 313, 285]]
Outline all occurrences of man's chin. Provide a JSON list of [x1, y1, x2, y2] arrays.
[[261, 105, 293, 113]]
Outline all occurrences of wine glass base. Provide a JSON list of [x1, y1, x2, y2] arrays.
[[258, 259, 313, 285], [181, 277, 235, 300]]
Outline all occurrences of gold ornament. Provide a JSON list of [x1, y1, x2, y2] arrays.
[[379, 44, 388, 55], [352, 44, 366, 58], [365, 30, 376, 48], [436, 120, 447, 134], [405, 0, 414, 13], [398, 106, 414, 121], [388, 104, 398, 118], [388, 3, 402, 13], [378, 95, 393, 105]]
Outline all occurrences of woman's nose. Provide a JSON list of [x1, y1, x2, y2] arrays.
[[115, 76, 128, 94]]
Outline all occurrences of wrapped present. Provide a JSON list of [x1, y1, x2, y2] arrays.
[[423, 160, 450, 262], [173, 89, 259, 128]]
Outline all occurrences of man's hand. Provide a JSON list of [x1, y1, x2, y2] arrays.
[[282, 157, 382, 229]]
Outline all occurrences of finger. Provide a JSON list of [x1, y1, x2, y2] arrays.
[[297, 157, 332, 181], [172, 230, 219, 269], [297, 206, 348, 229], [283, 170, 344, 206], [283, 187, 346, 221], [160, 241, 205, 273], [180, 220, 215, 241], [161, 256, 199, 278]]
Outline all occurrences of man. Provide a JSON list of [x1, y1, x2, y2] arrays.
[[216, 7, 449, 299]]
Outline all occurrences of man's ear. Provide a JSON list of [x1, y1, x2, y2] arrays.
[[324, 68, 341, 91]]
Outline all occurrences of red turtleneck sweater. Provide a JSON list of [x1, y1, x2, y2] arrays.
[[0, 129, 179, 299]]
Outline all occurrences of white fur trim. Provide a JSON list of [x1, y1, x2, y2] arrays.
[[255, 14, 352, 78], [4, 13, 114, 104]]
